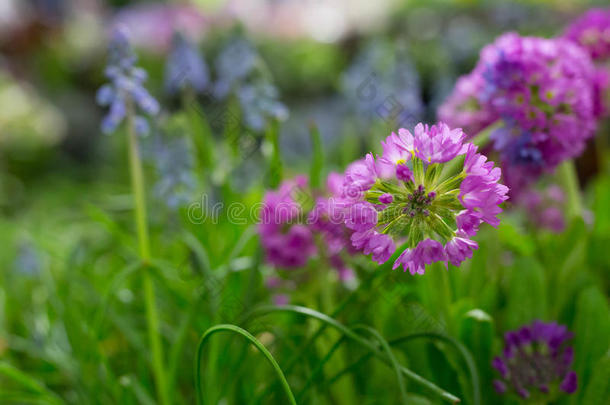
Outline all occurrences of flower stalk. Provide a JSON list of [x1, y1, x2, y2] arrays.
[[126, 101, 170, 405], [557, 160, 582, 220]]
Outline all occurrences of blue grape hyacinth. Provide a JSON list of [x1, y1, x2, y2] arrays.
[[213, 37, 288, 132], [96, 27, 159, 136], [164, 32, 209, 95]]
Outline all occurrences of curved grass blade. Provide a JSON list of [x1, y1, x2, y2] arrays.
[[321, 332, 479, 405], [242, 305, 461, 404], [194, 324, 297, 405], [0, 362, 64, 405], [354, 325, 409, 405], [270, 259, 389, 378]]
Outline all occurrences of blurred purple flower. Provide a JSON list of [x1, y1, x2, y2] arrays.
[[493, 320, 578, 398], [563, 8, 610, 118], [213, 37, 288, 131], [563, 8, 610, 62], [258, 176, 316, 269], [164, 33, 209, 95], [96, 28, 158, 136], [440, 33, 598, 191]]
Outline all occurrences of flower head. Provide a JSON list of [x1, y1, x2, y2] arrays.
[[259, 174, 359, 303], [97, 28, 159, 136], [563, 9, 610, 118], [563, 8, 610, 62], [342, 123, 507, 274], [258, 176, 316, 269], [438, 72, 496, 136], [439, 33, 597, 190], [493, 320, 578, 399], [164, 32, 209, 95]]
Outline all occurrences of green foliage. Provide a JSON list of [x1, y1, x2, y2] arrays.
[[2, 2, 609, 403]]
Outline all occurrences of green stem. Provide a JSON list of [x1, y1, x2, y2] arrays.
[[194, 325, 297, 405], [557, 160, 582, 220], [320, 332, 480, 405], [126, 103, 169, 405], [434, 263, 454, 334], [309, 122, 324, 190], [266, 119, 282, 188]]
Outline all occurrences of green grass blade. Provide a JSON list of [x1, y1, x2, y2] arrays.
[[0, 362, 64, 405], [242, 305, 461, 404], [194, 324, 297, 405], [309, 122, 324, 189], [354, 325, 410, 405]]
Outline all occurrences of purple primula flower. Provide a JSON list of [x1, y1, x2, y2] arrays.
[[258, 176, 316, 269], [413, 123, 466, 163], [563, 9, 610, 118], [493, 320, 578, 399], [379, 193, 394, 204], [308, 172, 360, 276], [97, 27, 159, 136], [439, 33, 598, 192], [444, 233, 478, 267], [563, 8, 610, 62], [438, 72, 497, 137], [260, 173, 361, 303], [341, 122, 508, 274]]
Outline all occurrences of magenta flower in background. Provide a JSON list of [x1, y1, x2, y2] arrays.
[[563, 8, 610, 62], [437, 72, 496, 137], [258, 173, 361, 302], [341, 122, 508, 275], [308, 172, 358, 282], [563, 8, 610, 118], [258, 176, 316, 269], [493, 320, 578, 399], [439, 33, 597, 192]]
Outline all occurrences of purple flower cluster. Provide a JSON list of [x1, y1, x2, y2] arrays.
[[341, 122, 508, 274], [563, 8, 610, 62], [493, 320, 578, 399], [258, 173, 356, 280], [258, 176, 316, 269], [437, 72, 496, 137], [440, 33, 597, 190], [563, 8, 610, 118], [308, 172, 358, 282], [96, 28, 160, 136]]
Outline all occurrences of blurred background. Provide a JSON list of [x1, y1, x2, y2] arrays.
[[1, 1, 609, 404]]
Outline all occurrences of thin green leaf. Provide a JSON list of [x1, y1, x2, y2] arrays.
[[194, 324, 296, 405]]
